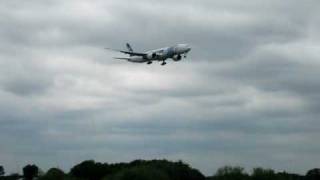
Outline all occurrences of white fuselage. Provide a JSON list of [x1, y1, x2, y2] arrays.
[[128, 44, 191, 63]]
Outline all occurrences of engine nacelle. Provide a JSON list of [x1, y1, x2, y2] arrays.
[[172, 54, 182, 61], [146, 53, 157, 60], [128, 56, 144, 63]]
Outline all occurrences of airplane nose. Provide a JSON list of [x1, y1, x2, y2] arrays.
[[186, 45, 191, 52], [176, 44, 191, 53]]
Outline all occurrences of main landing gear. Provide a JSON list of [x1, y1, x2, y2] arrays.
[[161, 61, 166, 66], [147, 61, 152, 65]]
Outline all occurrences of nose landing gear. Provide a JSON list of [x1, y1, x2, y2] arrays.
[[161, 61, 166, 66], [147, 61, 152, 65]]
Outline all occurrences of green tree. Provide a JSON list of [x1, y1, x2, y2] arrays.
[[277, 171, 303, 180], [103, 166, 170, 180], [127, 159, 205, 180], [5, 173, 21, 180], [156, 160, 205, 180], [0, 166, 4, 176], [214, 166, 249, 180], [23, 164, 39, 180], [38, 168, 65, 180], [70, 159, 204, 180], [70, 160, 110, 180], [251, 167, 276, 180], [306, 168, 320, 180]]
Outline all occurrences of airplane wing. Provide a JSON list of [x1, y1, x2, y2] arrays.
[[113, 57, 130, 60], [105, 48, 147, 57]]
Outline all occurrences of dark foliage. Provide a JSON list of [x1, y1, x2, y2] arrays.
[[211, 166, 249, 180], [70, 160, 110, 180], [70, 159, 204, 180], [23, 164, 39, 180], [38, 168, 65, 180], [0, 160, 318, 180], [0, 166, 4, 176], [305, 168, 320, 180], [276, 171, 304, 180], [123, 160, 205, 180], [251, 167, 277, 180], [0, 173, 21, 180], [207, 166, 305, 180], [103, 165, 170, 180]]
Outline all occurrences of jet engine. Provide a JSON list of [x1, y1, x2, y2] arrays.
[[146, 53, 157, 60], [128, 56, 144, 63], [172, 54, 182, 61]]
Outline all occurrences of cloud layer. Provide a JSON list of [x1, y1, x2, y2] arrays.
[[0, 0, 320, 175]]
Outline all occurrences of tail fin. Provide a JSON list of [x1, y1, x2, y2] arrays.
[[126, 43, 134, 56]]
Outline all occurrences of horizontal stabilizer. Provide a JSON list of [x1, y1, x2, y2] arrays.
[[105, 48, 147, 56], [113, 57, 130, 60]]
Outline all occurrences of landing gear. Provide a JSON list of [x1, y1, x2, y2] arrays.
[[161, 61, 166, 66], [147, 61, 152, 65], [184, 54, 187, 58]]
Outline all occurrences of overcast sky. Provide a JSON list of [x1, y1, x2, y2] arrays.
[[1, 0, 320, 176]]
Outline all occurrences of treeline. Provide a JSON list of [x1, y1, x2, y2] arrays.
[[207, 166, 320, 180], [0, 160, 319, 180]]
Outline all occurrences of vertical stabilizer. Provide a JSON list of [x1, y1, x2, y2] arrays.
[[126, 43, 134, 56]]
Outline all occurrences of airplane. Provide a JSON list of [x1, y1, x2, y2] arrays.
[[105, 43, 191, 65]]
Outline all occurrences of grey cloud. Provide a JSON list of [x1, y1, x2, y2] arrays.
[[0, 56, 54, 96], [2, 76, 52, 96], [0, 0, 320, 176]]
